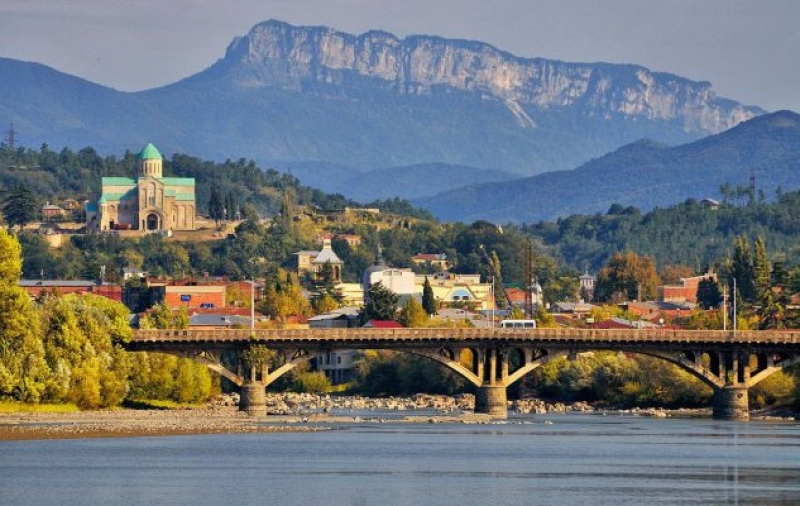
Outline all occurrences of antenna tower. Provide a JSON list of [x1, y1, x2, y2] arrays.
[[5, 123, 17, 150]]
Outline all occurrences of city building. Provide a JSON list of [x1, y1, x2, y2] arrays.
[[19, 279, 122, 302], [295, 239, 343, 282], [657, 274, 713, 304], [86, 143, 196, 232], [411, 253, 450, 271], [363, 249, 416, 302], [415, 272, 493, 310]]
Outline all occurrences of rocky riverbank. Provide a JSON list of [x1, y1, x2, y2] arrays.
[[258, 392, 710, 419], [3, 393, 793, 441]]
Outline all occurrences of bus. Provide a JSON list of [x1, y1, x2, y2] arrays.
[[499, 319, 537, 329]]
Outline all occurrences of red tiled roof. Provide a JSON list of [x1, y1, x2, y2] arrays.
[[363, 320, 404, 328], [505, 287, 527, 303], [589, 320, 634, 329]]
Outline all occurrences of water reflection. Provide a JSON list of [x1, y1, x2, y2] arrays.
[[1, 414, 798, 506]]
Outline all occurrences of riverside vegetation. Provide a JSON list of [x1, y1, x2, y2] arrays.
[[2, 145, 800, 412], [0, 223, 796, 412]]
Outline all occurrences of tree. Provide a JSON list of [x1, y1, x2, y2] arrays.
[[696, 277, 723, 309], [310, 261, 344, 313], [1, 187, 40, 232], [659, 264, 695, 285], [139, 302, 189, 330], [399, 297, 428, 328], [594, 251, 659, 303], [753, 237, 772, 298], [360, 281, 399, 322], [225, 191, 238, 221], [39, 294, 133, 408], [208, 186, 224, 226], [422, 276, 436, 316], [0, 229, 51, 403], [259, 271, 312, 321], [490, 251, 509, 309], [730, 236, 757, 303]]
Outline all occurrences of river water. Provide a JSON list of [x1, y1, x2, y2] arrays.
[[2, 413, 799, 506]]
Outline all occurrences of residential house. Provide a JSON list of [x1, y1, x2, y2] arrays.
[[411, 253, 450, 271]]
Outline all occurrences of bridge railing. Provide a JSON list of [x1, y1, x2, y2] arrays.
[[130, 328, 800, 345]]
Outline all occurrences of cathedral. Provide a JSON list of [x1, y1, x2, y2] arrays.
[[86, 143, 196, 232]]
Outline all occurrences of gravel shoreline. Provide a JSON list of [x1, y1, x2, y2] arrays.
[[2, 393, 792, 441]]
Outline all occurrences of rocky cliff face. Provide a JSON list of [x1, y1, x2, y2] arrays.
[[222, 20, 758, 134]]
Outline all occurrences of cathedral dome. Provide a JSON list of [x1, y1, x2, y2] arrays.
[[139, 143, 162, 160]]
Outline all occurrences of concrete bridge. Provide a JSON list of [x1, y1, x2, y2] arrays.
[[127, 327, 800, 420]]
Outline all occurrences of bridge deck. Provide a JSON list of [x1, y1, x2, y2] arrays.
[[129, 328, 800, 348]]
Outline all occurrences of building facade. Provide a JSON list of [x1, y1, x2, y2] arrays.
[[86, 143, 196, 232]]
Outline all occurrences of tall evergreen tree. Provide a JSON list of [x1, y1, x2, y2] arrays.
[[225, 191, 237, 221], [696, 277, 723, 309], [490, 251, 508, 309], [753, 237, 772, 297], [730, 236, 757, 303], [422, 276, 436, 316], [208, 186, 223, 226], [360, 281, 399, 323]]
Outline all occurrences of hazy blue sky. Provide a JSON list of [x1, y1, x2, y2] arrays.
[[1, 0, 798, 111]]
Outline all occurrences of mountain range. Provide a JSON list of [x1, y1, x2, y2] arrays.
[[415, 110, 800, 223], [0, 19, 763, 208]]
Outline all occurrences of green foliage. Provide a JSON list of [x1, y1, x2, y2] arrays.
[[353, 351, 468, 397], [259, 271, 312, 321], [127, 352, 213, 404], [208, 186, 224, 225], [38, 294, 132, 408], [696, 277, 723, 310], [309, 261, 344, 313], [0, 229, 51, 403], [0, 227, 23, 283], [751, 371, 796, 409], [398, 297, 428, 328], [532, 352, 712, 408], [293, 371, 332, 393], [523, 190, 800, 274], [594, 251, 659, 303], [360, 281, 399, 323], [139, 302, 189, 330], [1, 187, 40, 232], [422, 276, 436, 315]]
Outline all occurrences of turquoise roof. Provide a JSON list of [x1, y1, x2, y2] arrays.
[[160, 177, 195, 186], [139, 143, 162, 160], [98, 196, 107, 204], [101, 190, 137, 201], [102, 177, 136, 186]]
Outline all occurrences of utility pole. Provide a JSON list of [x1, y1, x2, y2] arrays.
[[524, 241, 533, 319]]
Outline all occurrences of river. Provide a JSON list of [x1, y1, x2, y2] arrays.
[[2, 413, 799, 506]]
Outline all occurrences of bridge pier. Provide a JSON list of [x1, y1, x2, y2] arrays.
[[239, 383, 266, 416], [712, 386, 749, 421], [474, 385, 508, 418]]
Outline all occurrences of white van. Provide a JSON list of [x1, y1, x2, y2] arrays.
[[499, 319, 537, 329]]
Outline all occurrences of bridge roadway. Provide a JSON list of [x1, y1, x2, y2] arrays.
[[128, 328, 800, 420]]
